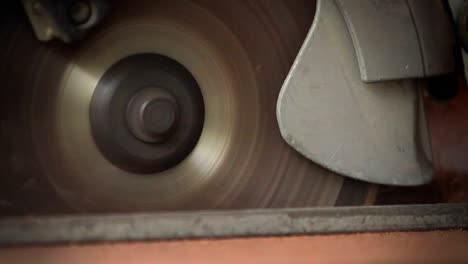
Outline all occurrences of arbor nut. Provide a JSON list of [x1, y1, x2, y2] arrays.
[[141, 98, 178, 136], [126, 88, 179, 144]]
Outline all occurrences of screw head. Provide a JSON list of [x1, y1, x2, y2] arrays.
[[69, 0, 92, 25]]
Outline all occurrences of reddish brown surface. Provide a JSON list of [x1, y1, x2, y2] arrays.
[[0, 231, 467, 264], [424, 75, 468, 202], [376, 74, 468, 205]]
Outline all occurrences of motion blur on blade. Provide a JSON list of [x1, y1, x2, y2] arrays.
[[0, 0, 462, 214]]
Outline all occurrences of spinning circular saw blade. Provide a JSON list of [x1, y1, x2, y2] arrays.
[[0, 0, 370, 213]]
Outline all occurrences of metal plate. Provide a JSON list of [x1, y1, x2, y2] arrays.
[[337, 0, 454, 82]]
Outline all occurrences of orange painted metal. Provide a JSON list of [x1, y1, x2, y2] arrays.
[[377, 71, 468, 205], [424, 74, 468, 202], [0, 231, 467, 263]]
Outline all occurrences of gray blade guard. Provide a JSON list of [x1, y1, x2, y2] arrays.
[[276, 0, 443, 186]]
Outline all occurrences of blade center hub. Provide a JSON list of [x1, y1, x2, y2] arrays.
[[90, 53, 204, 174]]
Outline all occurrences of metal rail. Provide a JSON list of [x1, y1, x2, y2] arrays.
[[0, 203, 467, 246]]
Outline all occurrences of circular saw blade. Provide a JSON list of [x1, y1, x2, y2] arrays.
[[0, 0, 370, 213]]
